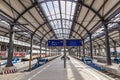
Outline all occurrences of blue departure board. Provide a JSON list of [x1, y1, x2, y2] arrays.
[[66, 39, 82, 46], [48, 40, 63, 46]]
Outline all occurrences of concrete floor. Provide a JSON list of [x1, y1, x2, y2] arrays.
[[19, 56, 115, 80]]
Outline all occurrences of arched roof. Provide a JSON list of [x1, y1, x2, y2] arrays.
[[0, 0, 120, 47]]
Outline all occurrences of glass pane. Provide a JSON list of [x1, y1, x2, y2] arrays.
[[60, 1, 65, 14], [62, 14, 65, 19], [41, 3, 50, 16], [53, 1, 60, 14], [56, 14, 60, 19], [40, 1, 76, 39], [71, 3, 76, 15], [47, 2, 54, 15], [66, 1, 71, 15]]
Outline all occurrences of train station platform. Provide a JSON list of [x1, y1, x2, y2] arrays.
[[10, 56, 114, 80], [93, 59, 120, 77], [73, 55, 120, 79], [0, 55, 59, 80]]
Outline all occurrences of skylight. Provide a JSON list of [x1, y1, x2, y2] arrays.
[[39, 0, 77, 39]]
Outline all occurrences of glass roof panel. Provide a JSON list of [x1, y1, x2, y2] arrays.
[[40, 0, 76, 39]]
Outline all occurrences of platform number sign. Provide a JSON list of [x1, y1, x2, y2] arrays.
[[48, 40, 63, 46], [48, 39, 82, 46], [66, 39, 82, 46]]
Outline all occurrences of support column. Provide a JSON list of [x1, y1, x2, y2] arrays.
[[29, 35, 33, 69], [94, 46, 97, 56], [79, 46, 81, 58], [76, 48, 78, 57], [89, 34, 93, 59], [83, 39, 85, 57], [45, 44, 47, 57], [64, 39, 66, 68], [0, 45, 1, 51], [69, 49, 70, 55], [87, 47, 89, 55], [49, 47, 50, 56], [104, 24, 111, 65], [50, 47, 51, 56], [40, 39, 42, 58], [98, 45, 101, 56], [6, 25, 14, 67], [114, 42, 117, 58]]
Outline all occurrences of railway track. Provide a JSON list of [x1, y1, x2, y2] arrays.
[[101, 70, 120, 80]]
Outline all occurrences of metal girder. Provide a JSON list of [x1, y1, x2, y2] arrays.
[[58, 0, 64, 38], [36, 29, 84, 45], [103, 1, 120, 19], [75, 0, 105, 37], [39, 0, 78, 4], [10, 30, 28, 32], [0, 30, 8, 34], [75, 0, 95, 37], [81, 0, 108, 35], [36, 0, 57, 39], [15, 1, 37, 21], [18, 0, 51, 39], [78, 0, 104, 20], [90, 3, 120, 35], [106, 7, 120, 21], [1, 0, 107, 45], [0, 14, 12, 24], [24, 18, 89, 41], [98, 38, 105, 45], [2, 0, 42, 39], [69, 0, 81, 38], [0, 10, 14, 22], [92, 40, 100, 47], [78, 0, 95, 29], [71, 0, 105, 39], [90, 24, 120, 42], [43, 29, 101, 57], [85, 40, 102, 49], [6, 0, 104, 40], [1, 0, 119, 50]]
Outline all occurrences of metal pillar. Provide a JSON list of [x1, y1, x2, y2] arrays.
[[68, 49, 70, 55], [89, 34, 93, 59], [104, 25, 111, 65], [40, 40, 42, 58], [50, 47, 51, 56], [83, 39, 85, 57], [76, 48, 78, 57], [79, 46, 81, 58], [64, 39, 66, 68], [87, 47, 89, 54], [94, 46, 97, 56], [98, 45, 101, 56], [0, 45, 1, 51], [29, 35, 33, 70], [49, 47, 50, 56], [118, 30, 120, 41], [45, 44, 47, 57], [114, 42, 117, 57], [6, 25, 14, 67]]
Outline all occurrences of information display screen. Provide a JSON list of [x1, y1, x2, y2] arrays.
[[66, 39, 82, 46], [48, 40, 63, 46]]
